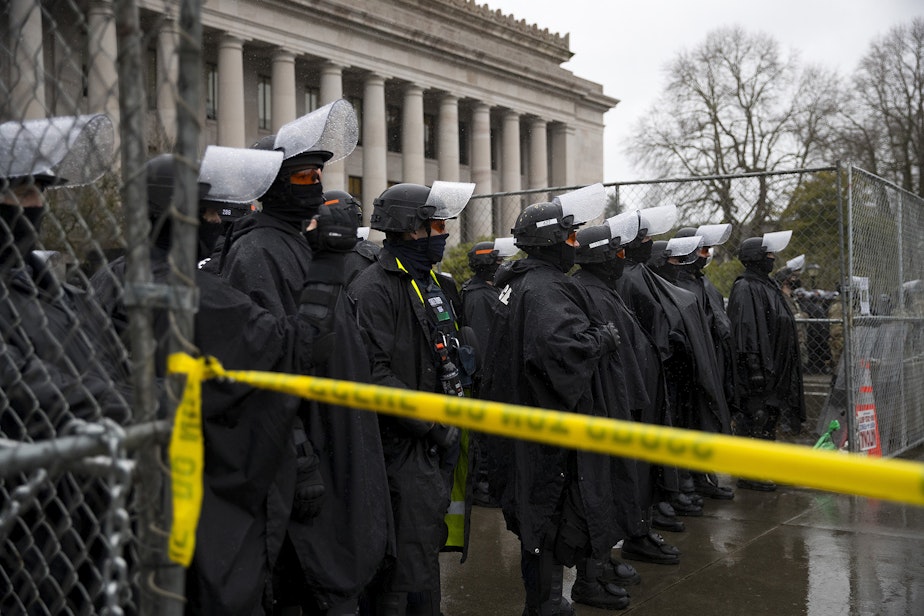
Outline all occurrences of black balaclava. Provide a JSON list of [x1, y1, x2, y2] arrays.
[[198, 217, 223, 259], [744, 256, 774, 275], [523, 243, 575, 273], [0, 205, 44, 270], [260, 155, 326, 228], [473, 262, 501, 283], [583, 258, 625, 287], [624, 237, 652, 264], [386, 235, 436, 280]]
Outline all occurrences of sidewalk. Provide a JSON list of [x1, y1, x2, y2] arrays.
[[440, 449, 924, 615]]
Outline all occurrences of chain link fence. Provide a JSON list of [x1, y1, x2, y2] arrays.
[[2, 0, 924, 613]]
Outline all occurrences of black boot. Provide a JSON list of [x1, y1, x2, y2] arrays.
[[650, 501, 685, 533], [377, 592, 407, 616], [621, 532, 681, 565], [693, 472, 735, 500], [571, 558, 630, 610]]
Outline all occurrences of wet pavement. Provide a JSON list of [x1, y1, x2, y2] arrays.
[[440, 448, 924, 616]]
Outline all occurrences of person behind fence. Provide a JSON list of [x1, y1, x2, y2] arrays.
[[671, 225, 738, 500], [348, 180, 476, 616], [461, 237, 518, 508], [727, 231, 806, 492], [0, 113, 134, 614], [479, 184, 632, 615]]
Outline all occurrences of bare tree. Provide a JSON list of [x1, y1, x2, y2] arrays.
[[627, 26, 841, 235], [839, 17, 924, 197]]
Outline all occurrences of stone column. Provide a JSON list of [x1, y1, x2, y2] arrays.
[[467, 102, 492, 241], [362, 73, 387, 228], [319, 62, 346, 191], [10, 0, 47, 119], [154, 15, 178, 145], [217, 34, 246, 147], [438, 95, 461, 248], [401, 84, 425, 185], [271, 49, 296, 131], [500, 109, 522, 237], [550, 123, 577, 188], [528, 118, 548, 202], [87, 0, 120, 156]]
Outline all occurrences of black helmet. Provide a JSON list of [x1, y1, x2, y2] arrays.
[[370, 183, 435, 232], [575, 224, 619, 264], [512, 201, 574, 247], [146, 154, 178, 219], [674, 227, 697, 239], [324, 189, 362, 223], [738, 237, 765, 262], [648, 239, 670, 269], [468, 241, 499, 268]]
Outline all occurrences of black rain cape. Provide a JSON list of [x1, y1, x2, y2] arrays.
[[727, 269, 806, 421], [614, 261, 730, 434], [480, 258, 623, 557]]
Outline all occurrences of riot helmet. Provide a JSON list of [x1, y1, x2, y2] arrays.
[[324, 189, 362, 224], [468, 236, 517, 280], [198, 145, 283, 222], [512, 183, 605, 247], [371, 181, 474, 233], [738, 237, 766, 262]]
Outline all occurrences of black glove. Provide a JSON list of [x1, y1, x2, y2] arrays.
[[292, 447, 325, 522], [427, 423, 461, 450], [745, 354, 766, 392], [598, 322, 621, 353], [304, 202, 358, 254]]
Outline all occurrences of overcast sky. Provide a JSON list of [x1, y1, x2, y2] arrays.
[[484, 0, 923, 181]]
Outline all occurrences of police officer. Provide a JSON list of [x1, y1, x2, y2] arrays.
[[322, 189, 381, 287], [673, 225, 737, 499], [460, 237, 518, 507], [479, 184, 626, 616], [727, 231, 806, 491], [0, 113, 133, 613], [349, 180, 476, 616]]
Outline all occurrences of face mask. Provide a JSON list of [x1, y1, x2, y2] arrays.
[[198, 220, 223, 259], [791, 278, 802, 289], [0, 205, 44, 267], [427, 233, 448, 264], [625, 240, 652, 264]]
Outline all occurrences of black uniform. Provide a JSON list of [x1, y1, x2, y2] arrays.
[[727, 269, 806, 439], [2, 252, 132, 614], [348, 247, 459, 596], [480, 258, 622, 566]]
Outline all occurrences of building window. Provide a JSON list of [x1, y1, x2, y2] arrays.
[[348, 95, 363, 146], [205, 63, 218, 120], [348, 176, 363, 201], [305, 86, 319, 113], [258, 75, 272, 130], [386, 104, 402, 153], [423, 113, 436, 159], [459, 121, 470, 166], [146, 47, 157, 110]]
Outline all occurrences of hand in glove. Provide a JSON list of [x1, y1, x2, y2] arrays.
[[427, 423, 461, 450], [303, 201, 359, 254], [291, 448, 326, 522], [598, 322, 621, 353]]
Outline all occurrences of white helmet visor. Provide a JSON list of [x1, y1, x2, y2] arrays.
[[553, 182, 606, 225], [786, 254, 805, 272], [493, 236, 519, 258], [695, 223, 732, 246], [606, 212, 641, 247], [666, 235, 704, 264], [274, 99, 358, 164], [426, 181, 475, 220], [1, 113, 114, 186], [199, 146, 284, 204], [638, 204, 678, 237], [762, 230, 792, 253]]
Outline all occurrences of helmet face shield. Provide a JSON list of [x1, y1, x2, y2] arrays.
[[787, 253, 805, 272], [695, 223, 732, 246], [199, 146, 283, 205], [493, 236, 518, 258], [666, 235, 704, 265], [638, 204, 678, 237], [274, 99, 358, 164], [606, 212, 640, 248], [1, 113, 114, 187], [762, 230, 793, 253], [553, 182, 606, 226], [426, 181, 475, 220]]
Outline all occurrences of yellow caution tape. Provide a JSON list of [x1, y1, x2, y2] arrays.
[[165, 353, 205, 566], [165, 352, 924, 558]]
